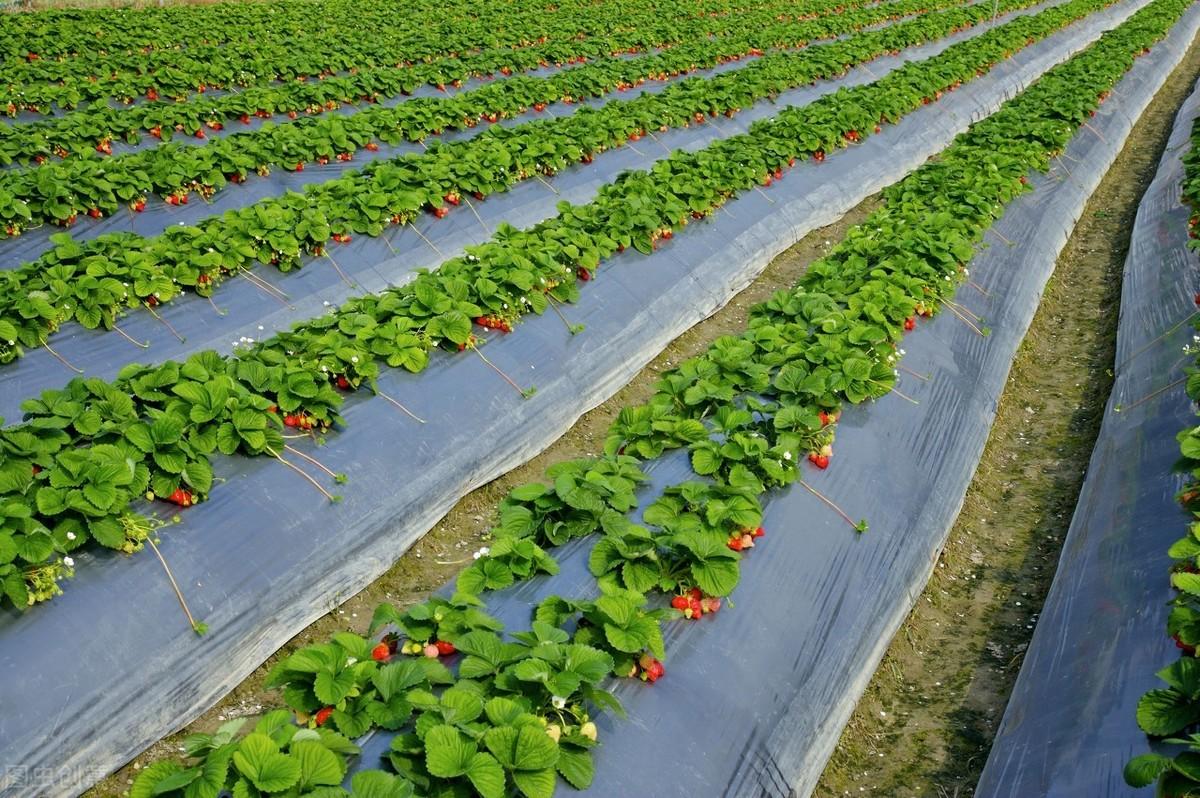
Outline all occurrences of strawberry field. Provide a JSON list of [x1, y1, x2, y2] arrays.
[[1, 0, 1199, 795]]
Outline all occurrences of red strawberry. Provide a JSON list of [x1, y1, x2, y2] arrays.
[[87, 208, 102, 219], [366, 142, 379, 151], [314, 706, 334, 727], [194, 129, 205, 139], [670, 595, 690, 611], [577, 267, 592, 281], [813, 150, 825, 163], [131, 199, 146, 213], [295, 162, 304, 172], [433, 206, 449, 218], [727, 536, 744, 552], [688, 598, 703, 618], [336, 375, 351, 391], [371, 642, 390, 662], [808, 453, 830, 470], [904, 316, 916, 331], [167, 487, 193, 507], [284, 414, 301, 428], [444, 191, 461, 206], [819, 410, 833, 427], [288, 110, 299, 119], [435, 640, 456, 656], [239, 114, 251, 125], [753, 526, 765, 538]]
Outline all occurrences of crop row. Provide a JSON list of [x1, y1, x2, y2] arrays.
[[0, 0, 815, 113], [111, 1, 1194, 794], [0, 0, 973, 233], [1123, 112, 1200, 793], [0, 0, 885, 165], [0, 0, 1127, 610], [0, 0, 1065, 374]]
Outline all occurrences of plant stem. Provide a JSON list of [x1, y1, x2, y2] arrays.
[[464, 196, 490, 237], [376, 389, 426, 423], [471, 343, 531, 397], [406, 221, 446, 259], [112, 323, 150, 348], [1114, 375, 1188, 413], [798, 478, 865, 532], [40, 336, 83, 373], [266, 446, 339, 501], [284, 444, 340, 479], [324, 251, 357, 288], [146, 304, 186, 343], [146, 537, 205, 635]]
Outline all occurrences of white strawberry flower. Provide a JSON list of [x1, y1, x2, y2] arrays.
[[350, 356, 359, 363], [66, 532, 76, 541], [346, 657, 357, 666], [551, 696, 567, 709], [63, 556, 74, 567], [783, 451, 792, 460]]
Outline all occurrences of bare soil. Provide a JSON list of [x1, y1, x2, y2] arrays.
[[813, 32, 1200, 798]]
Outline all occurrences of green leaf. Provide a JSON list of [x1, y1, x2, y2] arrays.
[[556, 748, 595, 789], [292, 740, 345, 790], [130, 761, 186, 798], [425, 725, 475, 778], [1136, 688, 1200, 736], [232, 733, 301, 793], [512, 767, 557, 798], [313, 668, 357, 705], [1123, 753, 1173, 787], [465, 752, 507, 798]]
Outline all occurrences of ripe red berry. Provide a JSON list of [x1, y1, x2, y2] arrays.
[[435, 640, 456, 656], [808, 453, 830, 470], [753, 526, 765, 538], [670, 595, 690, 611], [314, 706, 334, 727], [904, 316, 916, 331], [371, 642, 390, 662]]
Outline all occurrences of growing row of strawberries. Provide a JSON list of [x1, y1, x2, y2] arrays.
[[0, 0, 1064, 375], [0, 0, 974, 233], [122, 3, 1192, 794], [0, 0, 887, 165], [0, 0, 816, 113], [0, 0, 1131, 611], [1123, 107, 1200, 794]]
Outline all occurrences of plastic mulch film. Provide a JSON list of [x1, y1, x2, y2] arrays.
[[342, 7, 1200, 796], [0, 0, 1077, 421], [0, 0, 1177, 793], [974, 56, 1200, 798]]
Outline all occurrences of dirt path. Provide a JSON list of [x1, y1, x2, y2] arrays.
[[813, 32, 1200, 798]]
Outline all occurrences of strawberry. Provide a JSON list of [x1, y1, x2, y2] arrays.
[[239, 114, 251, 125], [167, 487, 193, 507], [670, 595, 690, 611], [284, 414, 302, 428], [87, 208, 102, 219], [194, 129, 205, 139], [688, 597, 703, 618], [741, 533, 755, 548], [580, 721, 598, 741], [1194, 293, 1200, 308], [819, 410, 833, 427], [131, 199, 146, 213], [874, 124, 882, 134], [423, 643, 440, 658], [371, 642, 390, 662], [727, 536, 744, 552], [435, 640, 456, 656], [577, 267, 592, 281], [753, 526, 765, 538], [433, 206, 449, 218], [314, 706, 334, 727], [149, 126, 163, 140], [294, 162, 304, 172], [445, 191, 461, 206], [904, 316, 916, 331], [288, 110, 299, 120], [1174, 634, 1197, 656], [700, 597, 721, 614], [813, 149, 825, 163], [336, 375, 351, 391], [688, 587, 702, 600], [366, 142, 379, 151], [808, 453, 830, 469]]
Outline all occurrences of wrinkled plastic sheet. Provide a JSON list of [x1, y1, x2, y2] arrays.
[[0, 0, 962, 272], [345, 6, 1200, 795], [0, 0, 1171, 794], [974, 46, 1200, 798], [0, 0, 1101, 423]]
